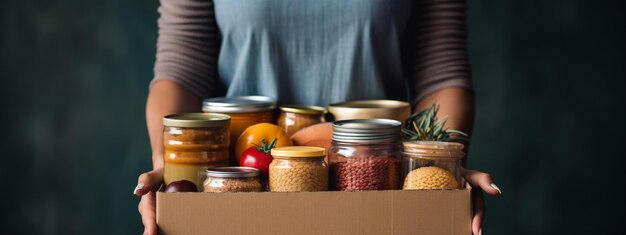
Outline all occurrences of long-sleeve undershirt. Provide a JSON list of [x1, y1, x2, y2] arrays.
[[152, 0, 472, 106]]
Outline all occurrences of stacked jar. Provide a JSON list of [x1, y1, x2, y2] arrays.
[[269, 146, 328, 192], [163, 113, 230, 190], [328, 119, 402, 191], [402, 141, 465, 190], [276, 105, 326, 136], [204, 167, 262, 193], [202, 96, 276, 164]]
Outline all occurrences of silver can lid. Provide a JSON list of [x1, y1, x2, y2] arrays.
[[202, 96, 276, 113], [206, 167, 259, 178], [332, 119, 402, 143]]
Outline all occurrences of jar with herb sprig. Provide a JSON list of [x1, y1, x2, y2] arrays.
[[401, 103, 468, 190]]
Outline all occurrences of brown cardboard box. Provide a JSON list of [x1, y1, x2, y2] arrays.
[[157, 187, 472, 235]]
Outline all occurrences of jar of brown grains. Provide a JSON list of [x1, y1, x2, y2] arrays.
[[402, 141, 465, 190], [328, 119, 402, 191], [269, 146, 328, 192], [203, 167, 262, 193]]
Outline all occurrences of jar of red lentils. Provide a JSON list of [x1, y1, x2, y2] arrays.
[[328, 119, 402, 191]]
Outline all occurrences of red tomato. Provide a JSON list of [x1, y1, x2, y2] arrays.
[[239, 139, 277, 177]]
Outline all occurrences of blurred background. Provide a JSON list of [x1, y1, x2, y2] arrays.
[[1, 0, 625, 234]]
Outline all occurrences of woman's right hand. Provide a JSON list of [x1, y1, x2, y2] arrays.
[[134, 168, 163, 235]]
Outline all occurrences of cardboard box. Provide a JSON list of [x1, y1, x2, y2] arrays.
[[157, 187, 472, 235]]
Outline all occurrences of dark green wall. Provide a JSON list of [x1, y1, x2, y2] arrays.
[[1, 0, 624, 234]]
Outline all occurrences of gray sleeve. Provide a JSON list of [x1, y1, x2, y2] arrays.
[[411, 0, 473, 102], [150, 0, 222, 98]]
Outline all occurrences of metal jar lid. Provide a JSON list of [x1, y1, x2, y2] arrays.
[[202, 96, 276, 113], [332, 119, 402, 143], [163, 113, 230, 128], [206, 167, 259, 178]]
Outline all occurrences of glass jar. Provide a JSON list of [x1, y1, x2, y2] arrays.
[[203, 167, 262, 193], [276, 105, 326, 136], [328, 119, 402, 191], [269, 146, 328, 192], [402, 141, 465, 190], [163, 113, 230, 191], [202, 96, 276, 164]]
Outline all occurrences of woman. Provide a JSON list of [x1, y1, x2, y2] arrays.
[[134, 0, 501, 234]]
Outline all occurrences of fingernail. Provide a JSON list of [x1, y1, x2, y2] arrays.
[[134, 183, 144, 194], [490, 183, 502, 194], [479, 228, 482, 235]]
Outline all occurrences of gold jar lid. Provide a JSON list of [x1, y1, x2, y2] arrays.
[[279, 105, 327, 115], [163, 113, 230, 128], [271, 146, 326, 158], [327, 100, 410, 122]]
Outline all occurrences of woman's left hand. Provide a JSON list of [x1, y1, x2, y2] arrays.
[[462, 168, 502, 235]]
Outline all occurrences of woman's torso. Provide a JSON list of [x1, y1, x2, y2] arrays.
[[213, 0, 413, 106]]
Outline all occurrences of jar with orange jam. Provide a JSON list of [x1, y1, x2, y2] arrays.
[[277, 105, 326, 136], [163, 113, 230, 190], [202, 96, 276, 164]]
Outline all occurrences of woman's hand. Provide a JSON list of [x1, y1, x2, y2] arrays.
[[134, 168, 164, 235], [462, 168, 502, 235]]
